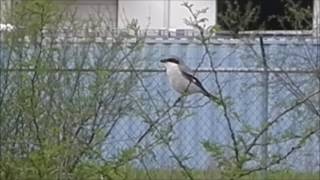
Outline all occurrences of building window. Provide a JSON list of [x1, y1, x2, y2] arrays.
[[217, 0, 313, 32]]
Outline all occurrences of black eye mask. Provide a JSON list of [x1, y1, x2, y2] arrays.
[[160, 58, 180, 64]]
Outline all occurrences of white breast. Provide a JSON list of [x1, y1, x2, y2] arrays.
[[164, 62, 202, 94]]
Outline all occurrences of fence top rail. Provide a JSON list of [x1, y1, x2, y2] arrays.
[[0, 68, 318, 74]]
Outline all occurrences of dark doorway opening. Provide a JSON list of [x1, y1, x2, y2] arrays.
[[218, 0, 313, 31]]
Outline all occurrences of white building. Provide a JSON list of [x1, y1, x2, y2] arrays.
[[0, 0, 319, 33], [50, 0, 216, 30], [54, 0, 319, 32]]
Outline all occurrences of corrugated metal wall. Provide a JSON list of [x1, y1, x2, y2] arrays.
[[0, 36, 319, 172], [102, 37, 320, 171]]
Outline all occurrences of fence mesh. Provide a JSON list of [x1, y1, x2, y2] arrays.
[[0, 36, 319, 179]]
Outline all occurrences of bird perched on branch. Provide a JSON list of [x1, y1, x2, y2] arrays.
[[160, 57, 222, 105]]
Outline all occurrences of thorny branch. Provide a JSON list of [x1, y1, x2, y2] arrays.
[[183, 2, 241, 165], [183, 2, 320, 177], [245, 89, 320, 154], [240, 126, 319, 177]]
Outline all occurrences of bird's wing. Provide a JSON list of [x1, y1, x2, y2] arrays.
[[180, 70, 210, 95], [178, 60, 193, 74]]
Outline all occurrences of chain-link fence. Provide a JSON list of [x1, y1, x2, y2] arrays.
[[1, 0, 319, 178], [1, 32, 319, 179]]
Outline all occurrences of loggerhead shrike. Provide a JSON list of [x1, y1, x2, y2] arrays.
[[160, 57, 221, 104]]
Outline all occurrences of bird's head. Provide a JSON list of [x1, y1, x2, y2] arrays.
[[160, 58, 180, 65]]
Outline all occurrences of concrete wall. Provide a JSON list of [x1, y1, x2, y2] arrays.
[[314, 0, 320, 34], [118, 0, 216, 29], [55, 0, 118, 26], [0, 0, 12, 22], [118, 0, 166, 29]]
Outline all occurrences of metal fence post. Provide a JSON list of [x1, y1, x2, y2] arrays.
[[316, 17, 320, 174], [259, 36, 269, 179]]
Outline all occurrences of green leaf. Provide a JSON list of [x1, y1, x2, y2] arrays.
[[202, 140, 224, 158], [118, 148, 137, 162]]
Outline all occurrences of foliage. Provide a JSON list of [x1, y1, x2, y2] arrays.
[[218, 0, 260, 35], [0, 0, 147, 179], [183, 1, 320, 180], [218, 0, 313, 34], [276, 0, 313, 30], [0, 0, 319, 180]]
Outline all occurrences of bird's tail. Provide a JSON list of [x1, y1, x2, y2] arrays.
[[203, 91, 223, 106]]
